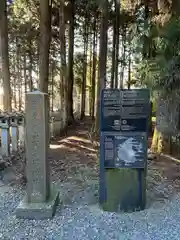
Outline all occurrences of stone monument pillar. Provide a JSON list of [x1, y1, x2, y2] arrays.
[[16, 91, 59, 219]]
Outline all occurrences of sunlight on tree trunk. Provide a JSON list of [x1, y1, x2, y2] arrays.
[[114, 0, 120, 89], [59, 0, 68, 125], [28, 41, 33, 91], [120, 26, 126, 89], [80, 16, 88, 120], [111, 16, 116, 88], [67, 0, 75, 124], [0, 0, 11, 111], [90, 15, 97, 120], [94, 0, 108, 135], [151, 127, 161, 153], [151, 127, 172, 154], [151, 95, 179, 155], [39, 0, 52, 93]]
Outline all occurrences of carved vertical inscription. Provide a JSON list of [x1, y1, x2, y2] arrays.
[[31, 98, 42, 200], [26, 92, 50, 203]]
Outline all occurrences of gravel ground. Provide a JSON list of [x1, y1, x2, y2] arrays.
[[0, 168, 180, 240], [0, 119, 180, 240]]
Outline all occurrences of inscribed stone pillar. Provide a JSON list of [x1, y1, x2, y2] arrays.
[[16, 91, 59, 219]]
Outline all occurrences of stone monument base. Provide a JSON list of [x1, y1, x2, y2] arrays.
[[16, 190, 59, 220]]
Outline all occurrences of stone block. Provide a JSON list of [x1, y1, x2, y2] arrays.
[[16, 188, 59, 220], [16, 91, 59, 219]]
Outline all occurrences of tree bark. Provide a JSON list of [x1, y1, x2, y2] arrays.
[[89, 34, 93, 116], [91, 15, 97, 120], [12, 48, 17, 109], [28, 40, 33, 91], [24, 53, 27, 94], [67, 0, 75, 124], [172, 0, 180, 15], [120, 27, 126, 89], [95, 0, 108, 133], [39, 0, 52, 93], [51, 60, 55, 112], [0, 0, 11, 111], [59, 0, 68, 125], [16, 38, 22, 111], [127, 46, 131, 89], [114, 0, 120, 89], [111, 17, 116, 88], [80, 19, 88, 120], [142, 1, 149, 59], [151, 95, 178, 154]]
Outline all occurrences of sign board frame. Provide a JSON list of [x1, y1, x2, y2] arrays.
[[100, 89, 150, 132]]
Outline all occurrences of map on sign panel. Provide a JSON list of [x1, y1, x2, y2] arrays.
[[115, 136, 143, 167], [102, 132, 147, 169]]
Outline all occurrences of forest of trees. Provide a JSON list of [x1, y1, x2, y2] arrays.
[[0, 0, 180, 154]]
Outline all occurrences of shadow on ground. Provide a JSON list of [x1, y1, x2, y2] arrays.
[[1, 117, 180, 210]]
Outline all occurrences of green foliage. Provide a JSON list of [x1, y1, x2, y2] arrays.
[[135, 15, 180, 94]]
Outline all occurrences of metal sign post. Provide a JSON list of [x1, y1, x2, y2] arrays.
[[100, 88, 150, 212]]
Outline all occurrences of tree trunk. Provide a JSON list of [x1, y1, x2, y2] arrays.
[[39, 0, 52, 93], [120, 27, 126, 89], [67, 0, 75, 124], [172, 0, 180, 15], [143, 1, 149, 59], [89, 35, 93, 116], [114, 0, 120, 89], [111, 17, 116, 88], [16, 38, 22, 111], [51, 60, 55, 112], [80, 19, 88, 120], [28, 41, 33, 91], [59, 0, 68, 125], [151, 95, 178, 154], [127, 46, 131, 89], [0, 0, 11, 111], [24, 53, 27, 93], [91, 16, 97, 120], [13, 49, 17, 109], [95, 0, 108, 134]]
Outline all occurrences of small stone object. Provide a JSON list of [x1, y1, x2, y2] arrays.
[[148, 149, 156, 160], [17, 112, 25, 148], [0, 158, 6, 171], [0, 113, 10, 157], [9, 113, 19, 153], [16, 91, 59, 220], [50, 116, 55, 140]]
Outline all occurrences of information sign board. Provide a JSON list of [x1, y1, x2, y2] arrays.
[[100, 132, 147, 168], [101, 89, 150, 132]]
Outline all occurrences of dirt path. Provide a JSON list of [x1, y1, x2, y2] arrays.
[[48, 118, 180, 206], [1, 117, 180, 208], [49, 118, 98, 183]]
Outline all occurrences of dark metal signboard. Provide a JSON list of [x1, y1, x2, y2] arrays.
[[101, 89, 150, 132], [100, 88, 150, 169], [100, 88, 150, 207]]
